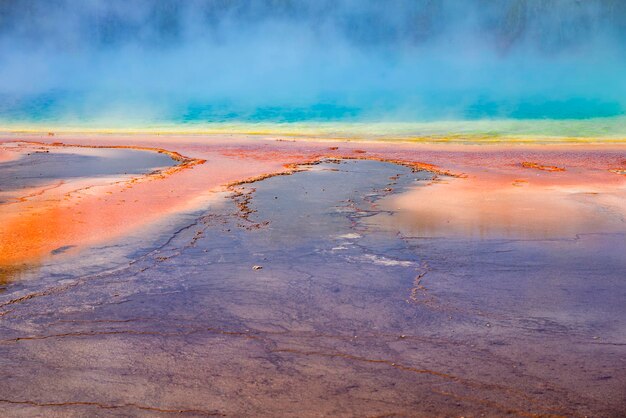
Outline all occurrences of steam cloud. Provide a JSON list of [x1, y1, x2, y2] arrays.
[[0, 0, 625, 124]]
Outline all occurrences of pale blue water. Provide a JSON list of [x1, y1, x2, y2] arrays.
[[1, 1, 625, 136]]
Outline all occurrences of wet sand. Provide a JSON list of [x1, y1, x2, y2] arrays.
[[0, 134, 625, 416]]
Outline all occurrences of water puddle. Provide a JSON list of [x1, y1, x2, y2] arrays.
[[0, 143, 175, 203]]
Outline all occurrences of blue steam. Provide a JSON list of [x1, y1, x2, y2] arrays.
[[0, 0, 625, 124]]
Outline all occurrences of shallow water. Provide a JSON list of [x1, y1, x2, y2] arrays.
[[0, 143, 182, 285], [0, 146, 174, 202], [0, 160, 624, 416]]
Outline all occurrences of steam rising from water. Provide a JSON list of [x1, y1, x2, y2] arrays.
[[1, 0, 625, 129]]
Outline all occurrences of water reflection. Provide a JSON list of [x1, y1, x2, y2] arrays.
[[372, 176, 626, 239]]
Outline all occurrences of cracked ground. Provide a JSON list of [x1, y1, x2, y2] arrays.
[[0, 160, 625, 417]]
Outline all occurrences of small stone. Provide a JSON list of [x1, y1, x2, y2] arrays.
[[252, 265, 263, 270]]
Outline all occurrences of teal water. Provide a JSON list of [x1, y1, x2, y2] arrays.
[[2, 92, 623, 125], [2, 94, 626, 140]]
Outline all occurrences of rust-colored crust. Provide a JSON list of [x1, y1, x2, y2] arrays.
[[521, 161, 566, 172]]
